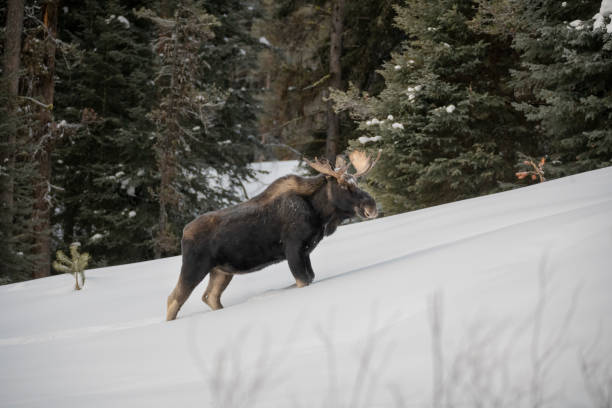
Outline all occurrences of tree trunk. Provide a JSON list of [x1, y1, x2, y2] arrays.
[[160, 0, 175, 19], [154, 146, 175, 259], [154, 8, 178, 259], [32, 1, 58, 278], [1, 0, 25, 227], [325, 0, 345, 165]]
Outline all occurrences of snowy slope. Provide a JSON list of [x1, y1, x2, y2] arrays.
[[1, 164, 611, 408]]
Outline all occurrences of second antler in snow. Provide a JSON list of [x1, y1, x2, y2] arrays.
[[166, 150, 380, 320]]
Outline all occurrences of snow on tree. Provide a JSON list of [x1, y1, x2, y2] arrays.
[[330, 0, 532, 214], [512, 0, 611, 176], [600, 0, 612, 15]]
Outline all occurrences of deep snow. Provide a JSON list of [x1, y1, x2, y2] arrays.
[[1, 164, 611, 407]]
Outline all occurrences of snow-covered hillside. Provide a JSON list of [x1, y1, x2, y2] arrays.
[[1, 164, 611, 408]]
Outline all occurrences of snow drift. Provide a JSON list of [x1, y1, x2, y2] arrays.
[[1, 164, 611, 407]]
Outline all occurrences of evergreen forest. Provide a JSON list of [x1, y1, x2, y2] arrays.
[[1, 0, 611, 283]]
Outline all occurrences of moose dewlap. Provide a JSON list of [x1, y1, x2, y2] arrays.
[[166, 150, 380, 321]]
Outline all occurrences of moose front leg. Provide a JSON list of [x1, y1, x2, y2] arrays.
[[303, 252, 315, 283], [285, 243, 313, 288]]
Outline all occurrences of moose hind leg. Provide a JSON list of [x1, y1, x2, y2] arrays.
[[202, 267, 233, 311], [166, 248, 210, 321]]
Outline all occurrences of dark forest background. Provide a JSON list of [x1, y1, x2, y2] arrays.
[[1, 0, 610, 283]]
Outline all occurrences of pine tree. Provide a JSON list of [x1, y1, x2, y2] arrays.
[[511, 0, 611, 176], [253, 0, 402, 160], [138, 0, 257, 258], [1, 0, 24, 229], [253, 0, 330, 158], [53, 0, 160, 267], [200, 0, 261, 165], [1, 1, 62, 282], [1, 0, 28, 282], [325, 0, 345, 163], [52, 242, 89, 290], [22, 0, 60, 278], [1, 0, 65, 279], [0, 85, 40, 283], [331, 0, 533, 214]]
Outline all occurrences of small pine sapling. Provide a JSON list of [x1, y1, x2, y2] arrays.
[[52, 242, 90, 290], [516, 156, 546, 183]]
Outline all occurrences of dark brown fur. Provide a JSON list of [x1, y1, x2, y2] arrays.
[[166, 173, 377, 321]]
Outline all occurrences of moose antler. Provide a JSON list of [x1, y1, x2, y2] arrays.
[[304, 156, 350, 181], [335, 155, 348, 170], [348, 149, 381, 178], [306, 150, 381, 182]]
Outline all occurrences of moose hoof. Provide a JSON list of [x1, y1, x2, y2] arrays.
[[296, 279, 309, 288], [203, 294, 223, 311], [166, 299, 180, 321]]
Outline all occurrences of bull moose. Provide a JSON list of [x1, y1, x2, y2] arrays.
[[166, 150, 380, 321]]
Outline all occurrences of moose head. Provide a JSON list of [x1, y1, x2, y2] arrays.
[[305, 150, 380, 220]]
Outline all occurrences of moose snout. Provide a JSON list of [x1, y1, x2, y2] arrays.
[[363, 205, 378, 219], [359, 194, 378, 219]]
